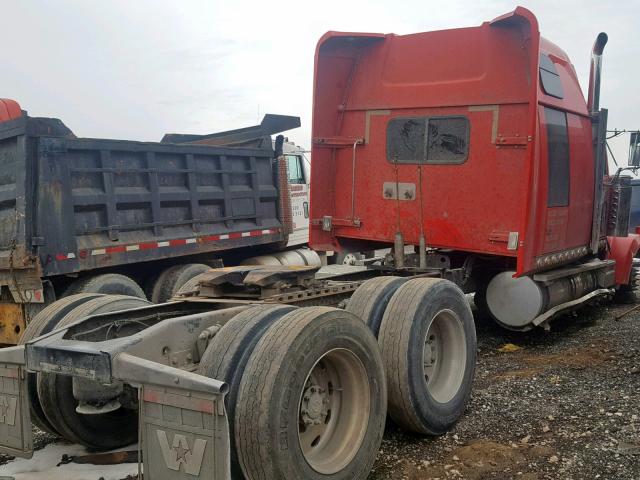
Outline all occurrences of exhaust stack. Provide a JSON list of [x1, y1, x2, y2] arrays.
[[587, 32, 608, 115]]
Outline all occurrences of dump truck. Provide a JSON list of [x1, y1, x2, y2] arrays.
[[0, 6, 638, 480], [0, 104, 312, 345]]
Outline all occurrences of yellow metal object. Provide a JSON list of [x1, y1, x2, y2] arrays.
[[497, 343, 522, 353], [0, 303, 26, 345]]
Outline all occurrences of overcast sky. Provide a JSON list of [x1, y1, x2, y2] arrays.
[[1, 0, 638, 164]]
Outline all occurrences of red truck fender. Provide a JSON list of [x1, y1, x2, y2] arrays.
[[0, 99, 22, 123], [607, 234, 640, 285]]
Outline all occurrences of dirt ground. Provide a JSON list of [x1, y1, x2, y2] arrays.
[[1, 298, 638, 479], [370, 299, 640, 480]]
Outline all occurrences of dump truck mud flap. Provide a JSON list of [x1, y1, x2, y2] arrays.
[[0, 346, 32, 458]]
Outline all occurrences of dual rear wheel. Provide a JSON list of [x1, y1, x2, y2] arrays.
[[199, 305, 386, 480], [62, 264, 212, 304], [199, 276, 475, 479], [348, 276, 476, 435]]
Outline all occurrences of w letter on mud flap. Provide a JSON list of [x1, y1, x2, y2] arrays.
[[0, 395, 17, 426], [157, 430, 207, 476]]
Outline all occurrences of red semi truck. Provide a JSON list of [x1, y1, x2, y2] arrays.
[[310, 6, 639, 331], [0, 7, 637, 480]]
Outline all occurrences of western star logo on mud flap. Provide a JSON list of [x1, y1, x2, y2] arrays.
[[0, 395, 17, 426], [157, 430, 207, 476]]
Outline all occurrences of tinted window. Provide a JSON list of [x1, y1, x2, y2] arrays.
[[286, 155, 305, 184], [387, 117, 426, 163], [427, 117, 469, 163], [387, 116, 468, 164], [545, 107, 570, 207], [540, 54, 563, 99], [630, 181, 640, 210]]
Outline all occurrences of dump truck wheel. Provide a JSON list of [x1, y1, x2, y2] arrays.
[[37, 295, 150, 449], [198, 304, 296, 478], [19, 293, 103, 436], [64, 273, 146, 299], [235, 307, 386, 480], [174, 272, 209, 297], [378, 278, 476, 435], [346, 276, 408, 337], [148, 263, 210, 303]]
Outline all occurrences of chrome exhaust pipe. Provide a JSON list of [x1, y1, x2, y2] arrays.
[[587, 32, 608, 115]]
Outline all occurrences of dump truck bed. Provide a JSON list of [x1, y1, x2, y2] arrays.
[[0, 115, 285, 281]]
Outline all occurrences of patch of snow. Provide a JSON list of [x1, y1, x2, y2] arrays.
[[0, 442, 138, 480]]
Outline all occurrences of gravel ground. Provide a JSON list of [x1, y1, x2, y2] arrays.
[[370, 299, 640, 480], [1, 299, 638, 479]]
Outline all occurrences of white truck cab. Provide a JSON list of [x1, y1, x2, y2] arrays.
[[282, 140, 310, 247]]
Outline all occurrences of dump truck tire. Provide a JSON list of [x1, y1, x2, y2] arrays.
[[235, 307, 386, 480], [64, 273, 146, 299], [378, 278, 476, 435], [148, 263, 210, 303], [174, 272, 209, 297], [346, 276, 408, 336], [19, 293, 103, 436], [198, 304, 296, 478], [37, 295, 151, 449]]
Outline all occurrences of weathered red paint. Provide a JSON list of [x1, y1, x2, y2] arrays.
[[0, 98, 22, 122], [607, 234, 640, 285], [310, 7, 614, 277]]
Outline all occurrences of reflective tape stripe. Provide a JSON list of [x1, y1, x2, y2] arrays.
[[54, 228, 280, 261]]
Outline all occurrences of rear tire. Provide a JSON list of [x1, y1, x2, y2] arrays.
[[63, 273, 146, 299], [198, 304, 296, 478], [346, 276, 408, 337], [378, 278, 476, 435], [36, 295, 150, 449], [235, 307, 386, 480], [175, 272, 209, 297], [614, 266, 639, 304], [19, 293, 103, 436], [148, 263, 210, 303]]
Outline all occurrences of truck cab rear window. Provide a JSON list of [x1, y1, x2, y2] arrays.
[[539, 54, 563, 99], [387, 116, 469, 164]]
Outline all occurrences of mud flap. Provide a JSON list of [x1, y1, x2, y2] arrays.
[[0, 346, 32, 458], [140, 385, 230, 479]]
